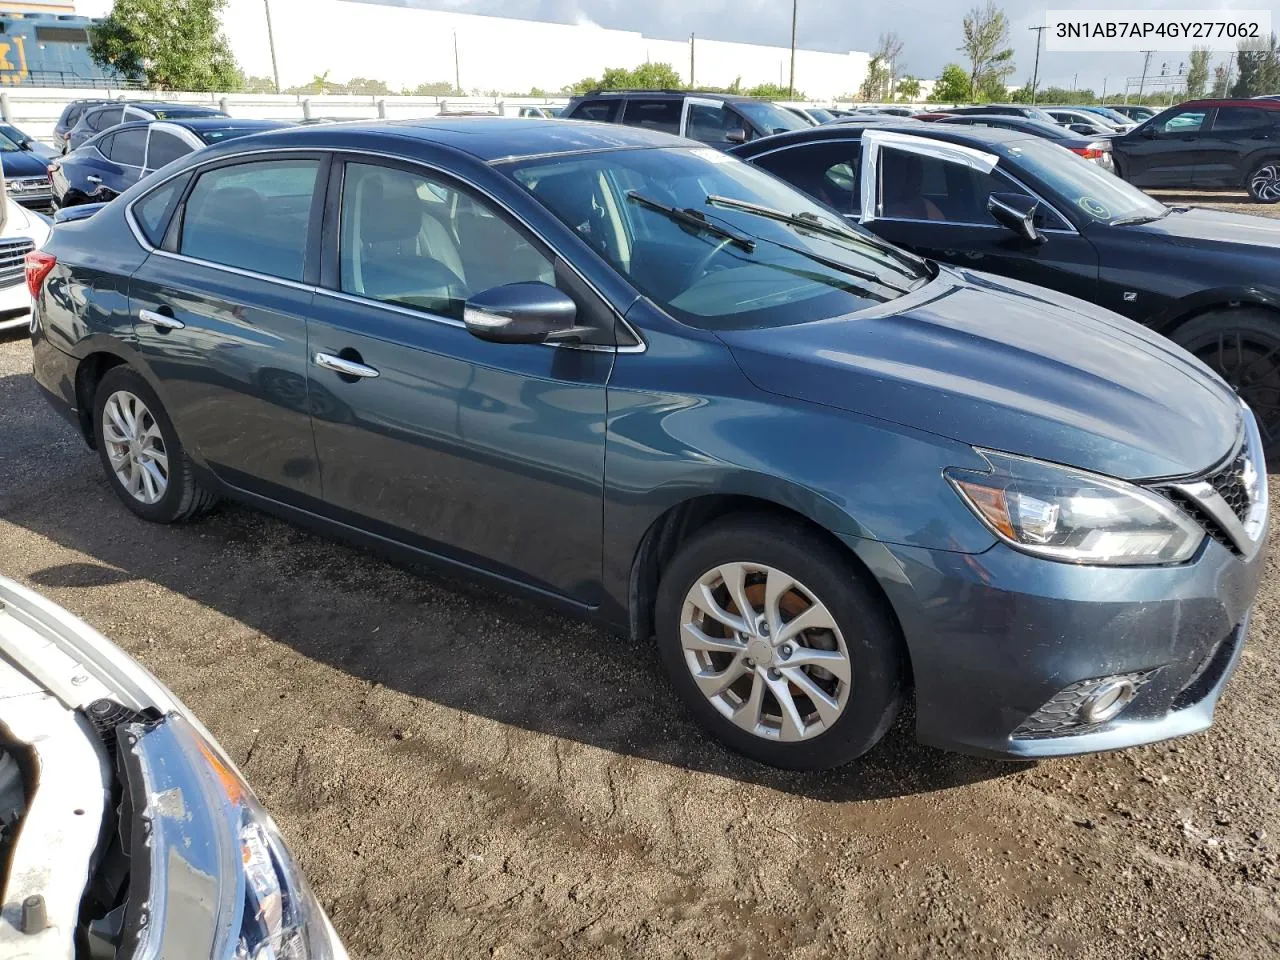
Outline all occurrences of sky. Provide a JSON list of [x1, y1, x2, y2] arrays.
[[76, 0, 1280, 95]]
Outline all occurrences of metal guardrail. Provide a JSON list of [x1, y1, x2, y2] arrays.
[[10, 71, 146, 90]]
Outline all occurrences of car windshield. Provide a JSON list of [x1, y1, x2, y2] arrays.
[[150, 108, 225, 120], [807, 108, 836, 124], [1022, 107, 1058, 123], [198, 125, 274, 144], [999, 137, 1167, 224], [0, 128, 25, 152], [506, 146, 930, 330], [1089, 106, 1132, 124], [737, 101, 809, 135]]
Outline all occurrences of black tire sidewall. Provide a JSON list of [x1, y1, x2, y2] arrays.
[[93, 367, 190, 523], [654, 517, 904, 771]]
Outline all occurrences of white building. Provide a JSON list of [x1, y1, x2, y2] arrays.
[[213, 0, 870, 101]]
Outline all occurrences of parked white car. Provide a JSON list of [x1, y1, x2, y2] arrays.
[[0, 159, 51, 333]]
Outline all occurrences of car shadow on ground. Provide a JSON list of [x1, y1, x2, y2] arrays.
[[1, 368, 1026, 803]]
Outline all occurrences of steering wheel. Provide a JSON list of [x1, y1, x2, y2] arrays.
[[687, 237, 736, 286]]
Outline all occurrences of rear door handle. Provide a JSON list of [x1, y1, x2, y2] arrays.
[[139, 308, 184, 330], [314, 352, 379, 379]]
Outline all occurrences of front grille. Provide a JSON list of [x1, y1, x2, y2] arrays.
[[1167, 490, 1235, 551], [0, 237, 34, 289], [1208, 452, 1252, 524]]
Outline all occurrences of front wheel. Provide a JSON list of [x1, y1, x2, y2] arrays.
[[1248, 160, 1280, 203], [1172, 309, 1280, 462], [654, 516, 905, 770]]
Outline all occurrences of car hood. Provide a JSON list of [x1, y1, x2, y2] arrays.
[[0, 148, 52, 177], [719, 268, 1241, 480], [1134, 205, 1280, 249]]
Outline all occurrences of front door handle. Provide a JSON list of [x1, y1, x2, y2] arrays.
[[314, 352, 379, 379], [86, 175, 102, 184], [139, 308, 184, 330]]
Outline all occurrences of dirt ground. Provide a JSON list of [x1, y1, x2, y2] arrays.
[[4, 194, 1280, 960]]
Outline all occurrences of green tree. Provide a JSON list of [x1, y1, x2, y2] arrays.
[[90, 0, 241, 91], [858, 56, 891, 101], [596, 61, 683, 90], [346, 77, 391, 96], [1211, 62, 1231, 97], [1233, 35, 1279, 97], [929, 63, 971, 102], [896, 75, 921, 101], [1186, 46, 1211, 98], [745, 81, 803, 99], [960, 1, 1015, 101], [242, 74, 277, 94], [405, 80, 458, 96]]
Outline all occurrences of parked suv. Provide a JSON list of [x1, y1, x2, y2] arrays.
[[563, 89, 807, 148], [1111, 98, 1280, 202], [53, 98, 115, 153], [66, 101, 228, 152]]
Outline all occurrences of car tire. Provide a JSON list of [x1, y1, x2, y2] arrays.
[[1247, 159, 1280, 203], [1172, 309, 1280, 462], [653, 515, 905, 770], [92, 366, 218, 523]]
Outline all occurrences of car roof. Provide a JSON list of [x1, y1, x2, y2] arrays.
[[1172, 98, 1280, 110], [731, 120, 1032, 156], [572, 89, 755, 101], [209, 116, 691, 162]]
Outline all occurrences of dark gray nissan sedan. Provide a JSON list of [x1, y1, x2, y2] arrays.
[[27, 118, 1268, 770]]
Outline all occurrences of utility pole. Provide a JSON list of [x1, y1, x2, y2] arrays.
[[453, 30, 461, 95], [1101, 76, 1107, 100], [263, 0, 281, 94], [1072, 72, 1078, 91], [788, 0, 797, 98], [690, 33, 695, 88], [1027, 24, 1046, 103], [1137, 50, 1153, 98]]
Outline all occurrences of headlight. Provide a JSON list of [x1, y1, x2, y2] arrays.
[[946, 450, 1204, 565], [124, 715, 347, 960]]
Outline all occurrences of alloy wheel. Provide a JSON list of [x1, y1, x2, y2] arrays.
[[1251, 163, 1280, 202], [679, 562, 852, 742], [1191, 330, 1280, 447], [101, 390, 169, 505]]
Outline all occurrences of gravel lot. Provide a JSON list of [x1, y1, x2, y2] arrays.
[[4, 194, 1280, 960]]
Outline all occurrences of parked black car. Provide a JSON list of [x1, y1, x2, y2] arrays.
[[65, 101, 228, 153], [934, 114, 1115, 169], [563, 89, 807, 148], [732, 122, 1280, 454], [28, 118, 1266, 768], [944, 104, 1060, 124], [50, 118, 292, 209], [0, 125, 57, 211], [1110, 98, 1280, 202], [53, 98, 115, 153]]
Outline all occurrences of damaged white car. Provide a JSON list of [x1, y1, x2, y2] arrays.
[[0, 575, 347, 959]]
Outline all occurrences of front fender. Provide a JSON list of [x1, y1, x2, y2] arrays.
[[1145, 284, 1280, 335]]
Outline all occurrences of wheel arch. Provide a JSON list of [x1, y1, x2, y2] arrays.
[[1146, 288, 1280, 338], [626, 493, 914, 687], [69, 337, 162, 447]]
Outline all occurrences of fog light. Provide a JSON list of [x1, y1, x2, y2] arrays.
[[1079, 678, 1136, 724]]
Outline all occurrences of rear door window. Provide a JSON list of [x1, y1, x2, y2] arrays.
[[89, 107, 124, 131], [1210, 107, 1274, 133], [106, 127, 147, 167], [146, 129, 193, 169], [620, 99, 681, 134], [134, 172, 192, 245], [570, 99, 621, 123], [178, 158, 321, 282]]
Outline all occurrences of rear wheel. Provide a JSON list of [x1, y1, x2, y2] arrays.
[[92, 366, 218, 523], [1247, 160, 1280, 203], [654, 516, 904, 770], [1172, 309, 1280, 461]]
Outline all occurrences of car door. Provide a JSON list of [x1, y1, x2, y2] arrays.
[[681, 98, 748, 148], [142, 123, 200, 176], [749, 138, 864, 219], [304, 158, 614, 602], [1195, 106, 1276, 186], [128, 153, 328, 504], [96, 124, 148, 198], [1114, 107, 1208, 186], [857, 129, 1099, 300]]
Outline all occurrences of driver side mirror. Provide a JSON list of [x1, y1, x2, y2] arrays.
[[987, 193, 1044, 245], [464, 281, 583, 345], [725, 128, 748, 145], [1140, 125, 1157, 138]]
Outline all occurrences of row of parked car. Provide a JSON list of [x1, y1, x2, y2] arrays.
[[8, 90, 1279, 958]]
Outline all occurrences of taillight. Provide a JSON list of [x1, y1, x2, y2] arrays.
[[25, 250, 56, 299], [1071, 143, 1107, 161]]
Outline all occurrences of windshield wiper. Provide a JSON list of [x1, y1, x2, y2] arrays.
[[1110, 207, 1173, 226], [626, 191, 755, 252], [705, 194, 928, 274]]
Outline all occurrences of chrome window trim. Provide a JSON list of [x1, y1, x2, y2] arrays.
[[124, 144, 646, 353], [871, 216, 1078, 236]]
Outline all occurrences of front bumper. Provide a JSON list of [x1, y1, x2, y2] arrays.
[[854, 533, 1266, 759]]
